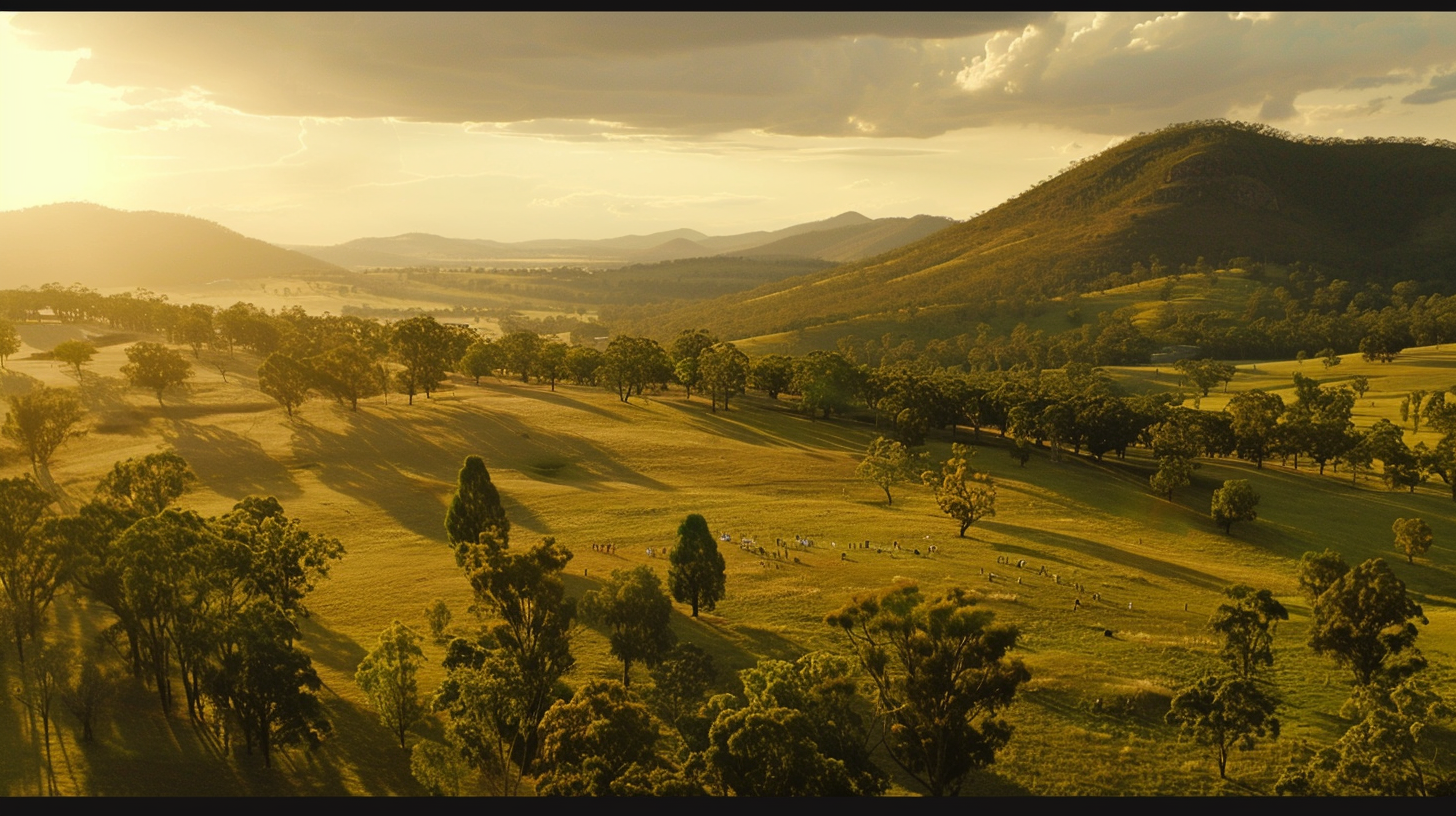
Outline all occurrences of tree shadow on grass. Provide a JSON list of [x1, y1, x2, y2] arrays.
[[473, 378, 632, 423], [979, 521, 1227, 591], [161, 420, 304, 502], [657, 399, 866, 456]]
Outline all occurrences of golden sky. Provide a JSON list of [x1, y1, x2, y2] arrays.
[[3, 13, 1454, 245]]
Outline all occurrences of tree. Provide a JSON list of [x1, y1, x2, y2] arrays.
[[121, 342, 192, 404], [580, 566, 676, 686], [1166, 673, 1280, 779], [697, 342, 749, 412], [749, 354, 795, 399], [1280, 679, 1452, 796], [95, 451, 195, 517], [3, 387, 86, 477], [60, 649, 116, 743], [495, 330, 543, 383], [224, 604, 331, 767], [0, 318, 20, 368], [1308, 557, 1427, 687], [52, 339, 96, 379], [390, 315, 454, 404], [667, 514, 726, 618], [425, 598, 453, 644], [458, 340, 499, 385], [856, 436, 923, 506], [0, 476, 64, 661], [258, 352, 313, 418], [1227, 390, 1283, 468], [1391, 517, 1433, 564], [826, 583, 1029, 797], [1210, 479, 1260, 534], [922, 443, 996, 536], [356, 620, 427, 749], [311, 341, 382, 410], [463, 536, 576, 771], [647, 643, 717, 750], [1150, 455, 1193, 501], [706, 703, 859, 796], [1208, 585, 1288, 679], [535, 680, 666, 796], [444, 455, 510, 568]]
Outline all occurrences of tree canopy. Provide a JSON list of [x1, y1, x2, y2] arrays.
[[3, 386, 86, 477], [120, 342, 192, 404], [922, 443, 996, 536], [580, 566, 675, 686], [826, 582, 1028, 796], [668, 514, 726, 618]]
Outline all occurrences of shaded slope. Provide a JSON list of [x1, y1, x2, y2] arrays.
[[626, 121, 1456, 341], [0, 202, 340, 289]]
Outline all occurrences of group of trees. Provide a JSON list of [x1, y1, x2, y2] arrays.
[[1168, 550, 1441, 795], [374, 456, 1029, 796], [0, 452, 345, 769]]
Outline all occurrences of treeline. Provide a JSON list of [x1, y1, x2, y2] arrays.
[[0, 452, 343, 780]]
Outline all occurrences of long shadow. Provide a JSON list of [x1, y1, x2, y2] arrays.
[[289, 416, 456, 541], [979, 521, 1228, 591], [657, 399, 866, 456], [559, 571, 800, 681], [474, 378, 630, 423], [162, 420, 304, 502]]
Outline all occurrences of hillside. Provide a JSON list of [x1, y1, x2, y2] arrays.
[[625, 121, 1456, 342], [2, 327, 1452, 795], [0, 202, 341, 290]]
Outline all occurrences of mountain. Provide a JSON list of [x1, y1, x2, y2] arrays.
[[732, 214, 956, 263], [290, 211, 945, 269], [627, 121, 1456, 342], [0, 202, 340, 290]]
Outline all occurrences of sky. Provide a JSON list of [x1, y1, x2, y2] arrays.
[[3, 12, 1454, 246]]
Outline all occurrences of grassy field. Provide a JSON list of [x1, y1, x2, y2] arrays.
[[2, 324, 1453, 795]]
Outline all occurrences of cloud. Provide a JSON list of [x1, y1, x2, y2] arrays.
[[12, 12, 1456, 138], [1403, 72, 1456, 105]]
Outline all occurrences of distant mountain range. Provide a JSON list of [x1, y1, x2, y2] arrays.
[[284, 211, 957, 269], [0, 203, 957, 291], [0, 202, 342, 290], [630, 121, 1456, 341]]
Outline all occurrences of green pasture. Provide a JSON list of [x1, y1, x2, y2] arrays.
[[1, 324, 1453, 795]]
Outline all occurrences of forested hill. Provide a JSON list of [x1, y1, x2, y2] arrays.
[[0, 202, 342, 290], [620, 121, 1456, 342]]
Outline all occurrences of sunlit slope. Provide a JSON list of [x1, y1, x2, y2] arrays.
[[3, 339, 1452, 794], [633, 121, 1456, 341], [0, 203, 342, 290]]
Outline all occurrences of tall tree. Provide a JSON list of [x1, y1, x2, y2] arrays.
[[390, 316, 453, 404], [52, 339, 96, 379], [464, 536, 576, 771], [2, 387, 86, 478], [0, 318, 20, 368], [121, 342, 192, 405], [580, 566, 676, 686], [922, 443, 996, 536], [444, 455, 510, 568], [356, 620, 427, 749], [667, 514, 726, 618], [856, 436, 922, 506], [1208, 585, 1288, 679], [826, 583, 1029, 797], [0, 476, 63, 661], [697, 342, 749, 412], [1166, 673, 1280, 779], [258, 352, 314, 419], [1210, 479, 1260, 534], [535, 680, 667, 796], [1391, 517, 1434, 564], [1308, 557, 1427, 687], [224, 603, 331, 767]]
